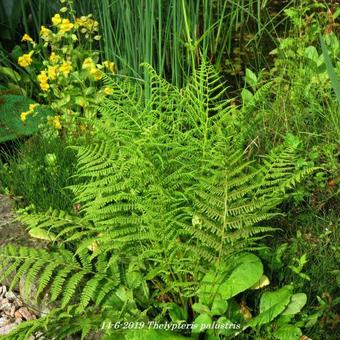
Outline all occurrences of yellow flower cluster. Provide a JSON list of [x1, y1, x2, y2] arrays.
[[36, 57, 73, 89], [37, 71, 49, 91], [48, 66, 58, 80], [75, 16, 99, 33], [49, 52, 58, 63], [82, 57, 102, 80], [20, 103, 39, 122], [40, 26, 52, 41], [18, 51, 33, 68], [17, 7, 118, 135], [59, 18, 74, 34], [59, 60, 72, 77], [52, 13, 62, 26]]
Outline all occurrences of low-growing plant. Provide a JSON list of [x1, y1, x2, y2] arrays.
[[0, 133, 76, 212], [0, 60, 314, 339]]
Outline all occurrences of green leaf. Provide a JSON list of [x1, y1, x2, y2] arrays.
[[198, 254, 263, 305], [241, 88, 253, 106], [28, 228, 57, 241], [217, 254, 263, 300], [248, 285, 293, 327], [245, 68, 258, 88], [211, 297, 228, 315], [192, 313, 212, 334], [192, 303, 210, 314], [167, 303, 188, 322], [282, 293, 307, 315], [273, 325, 302, 340], [304, 46, 319, 63], [0, 95, 52, 143]]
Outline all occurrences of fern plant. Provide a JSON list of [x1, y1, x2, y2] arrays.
[[0, 60, 314, 339]]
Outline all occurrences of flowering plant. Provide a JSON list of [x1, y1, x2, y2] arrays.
[[17, 0, 115, 136]]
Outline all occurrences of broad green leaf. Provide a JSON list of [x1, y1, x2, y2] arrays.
[[273, 325, 302, 340], [198, 254, 263, 305], [192, 313, 212, 334], [0, 94, 52, 143], [217, 254, 263, 300], [282, 293, 307, 315], [28, 227, 57, 241], [192, 303, 210, 314], [248, 285, 293, 327], [211, 297, 228, 315]]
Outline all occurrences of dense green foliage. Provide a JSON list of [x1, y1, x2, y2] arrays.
[[0, 62, 314, 339]]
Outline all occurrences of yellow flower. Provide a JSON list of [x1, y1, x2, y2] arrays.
[[59, 19, 74, 33], [37, 71, 49, 83], [37, 71, 49, 91], [52, 13, 62, 25], [49, 52, 58, 63], [59, 61, 72, 77], [18, 52, 33, 68], [40, 82, 50, 91], [103, 87, 113, 95], [82, 57, 95, 70], [29, 103, 39, 112], [20, 111, 30, 122], [74, 17, 85, 29], [21, 34, 33, 42], [47, 66, 58, 80], [40, 26, 52, 40], [48, 116, 62, 130], [75, 16, 99, 32], [90, 67, 102, 80], [20, 103, 39, 122], [102, 60, 115, 73]]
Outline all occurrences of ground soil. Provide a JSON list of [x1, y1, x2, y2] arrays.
[[0, 194, 40, 248]]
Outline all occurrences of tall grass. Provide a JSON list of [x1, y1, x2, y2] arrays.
[[89, 0, 290, 87]]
